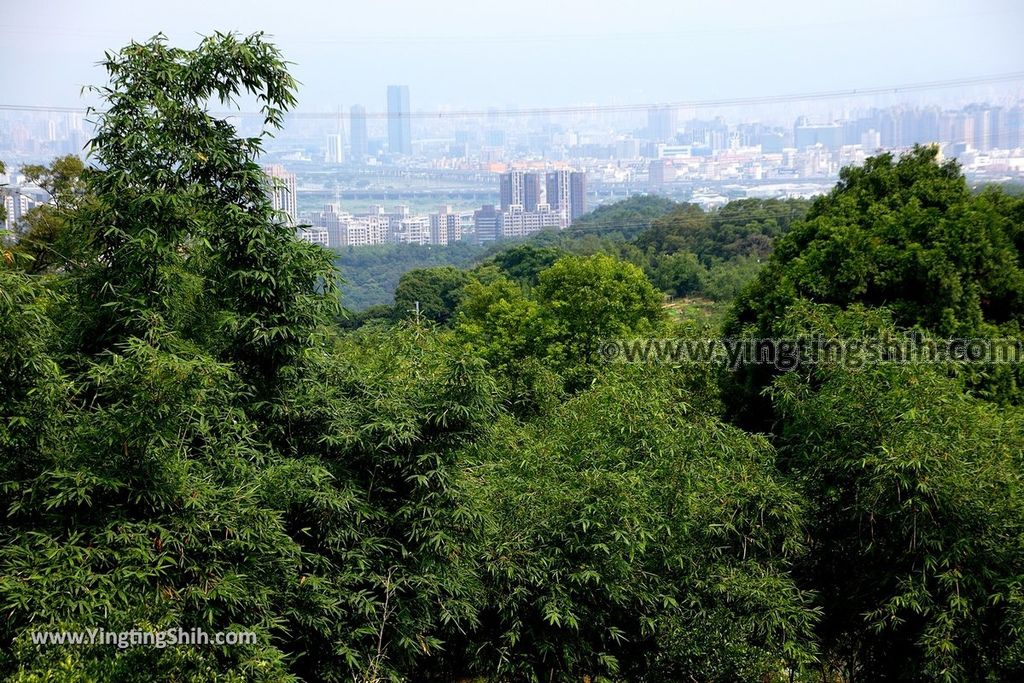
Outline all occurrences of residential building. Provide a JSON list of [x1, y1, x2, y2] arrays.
[[499, 205, 562, 239], [648, 105, 678, 142], [569, 171, 587, 221], [262, 164, 297, 225]]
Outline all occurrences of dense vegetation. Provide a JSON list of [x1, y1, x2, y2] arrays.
[[335, 241, 490, 310], [2, 33, 1023, 683]]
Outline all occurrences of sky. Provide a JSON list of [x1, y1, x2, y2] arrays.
[[2, 0, 1023, 114]]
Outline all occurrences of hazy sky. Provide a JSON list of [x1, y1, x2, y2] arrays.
[[3, 0, 1023, 113]]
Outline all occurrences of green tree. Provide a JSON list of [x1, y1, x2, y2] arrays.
[[457, 366, 817, 681], [537, 253, 665, 367], [66, 32, 338, 403], [393, 265, 471, 324], [650, 251, 706, 296], [769, 305, 1024, 681], [727, 147, 1024, 416], [636, 202, 708, 255], [6, 156, 93, 275], [732, 147, 1024, 338], [688, 198, 809, 263], [455, 274, 561, 416], [485, 243, 566, 287], [568, 193, 679, 241]]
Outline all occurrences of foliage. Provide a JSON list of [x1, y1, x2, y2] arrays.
[[483, 243, 566, 287], [566, 193, 679, 240], [637, 198, 808, 262], [769, 305, 1024, 681], [392, 265, 472, 324], [732, 147, 1024, 339], [457, 366, 817, 681], [536, 254, 665, 369], [6, 156, 92, 275], [335, 241, 490, 311], [7, 29, 1024, 683]]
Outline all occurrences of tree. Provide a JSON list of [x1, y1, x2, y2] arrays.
[[695, 198, 809, 263], [6, 156, 92, 274], [636, 202, 709, 255], [393, 265, 472, 324], [732, 147, 1024, 339], [485, 243, 566, 287], [650, 251, 706, 297], [0, 34, 340, 681], [727, 147, 1024, 416], [769, 305, 1024, 681], [456, 366, 817, 681], [537, 254, 665, 368], [568, 194, 679, 241], [65, 31, 338, 402], [455, 274, 560, 416]]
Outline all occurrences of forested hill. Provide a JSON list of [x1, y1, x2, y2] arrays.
[[343, 194, 810, 326], [336, 193, 806, 313], [3, 32, 1024, 683]]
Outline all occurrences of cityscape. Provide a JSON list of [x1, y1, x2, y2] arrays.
[[4, 86, 1024, 247]]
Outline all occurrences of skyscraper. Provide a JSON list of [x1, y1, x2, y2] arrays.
[[545, 169, 588, 226], [473, 204, 500, 244], [386, 85, 412, 155], [569, 171, 587, 222], [349, 105, 368, 161], [325, 133, 343, 164], [499, 170, 525, 210], [262, 164, 297, 225], [545, 169, 571, 225], [522, 173, 543, 211], [648, 105, 678, 142]]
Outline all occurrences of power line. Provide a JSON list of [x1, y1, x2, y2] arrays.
[[1, 71, 1022, 120]]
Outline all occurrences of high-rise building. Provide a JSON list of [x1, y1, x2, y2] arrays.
[[794, 118, 844, 151], [970, 106, 993, 152], [545, 169, 570, 224], [349, 105, 368, 161], [522, 172, 543, 211], [649, 159, 676, 185], [498, 205, 563, 239], [569, 172, 587, 222], [3, 191, 34, 231], [262, 164, 297, 225], [499, 170, 525, 210], [297, 226, 329, 247], [860, 129, 881, 151], [325, 133, 343, 164], [386, 85, 412, 155], [648, 105, 678, 142], [541, 169, 587, 225], [395, 215, 430, 244], [430, 206, 462, 245], [473, 204, 500, 244], [1007, 106, 1024, 150]]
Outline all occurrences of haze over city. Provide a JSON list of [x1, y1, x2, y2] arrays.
[[4, 0, 1024, 111]]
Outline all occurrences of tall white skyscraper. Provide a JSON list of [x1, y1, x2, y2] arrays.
[[326, 133, 343, 164]]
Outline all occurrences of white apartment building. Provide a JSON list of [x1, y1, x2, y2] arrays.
[[499, 206, 562, 240]]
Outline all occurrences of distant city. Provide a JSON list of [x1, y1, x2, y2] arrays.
[[3, 84, 1024, 248]]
